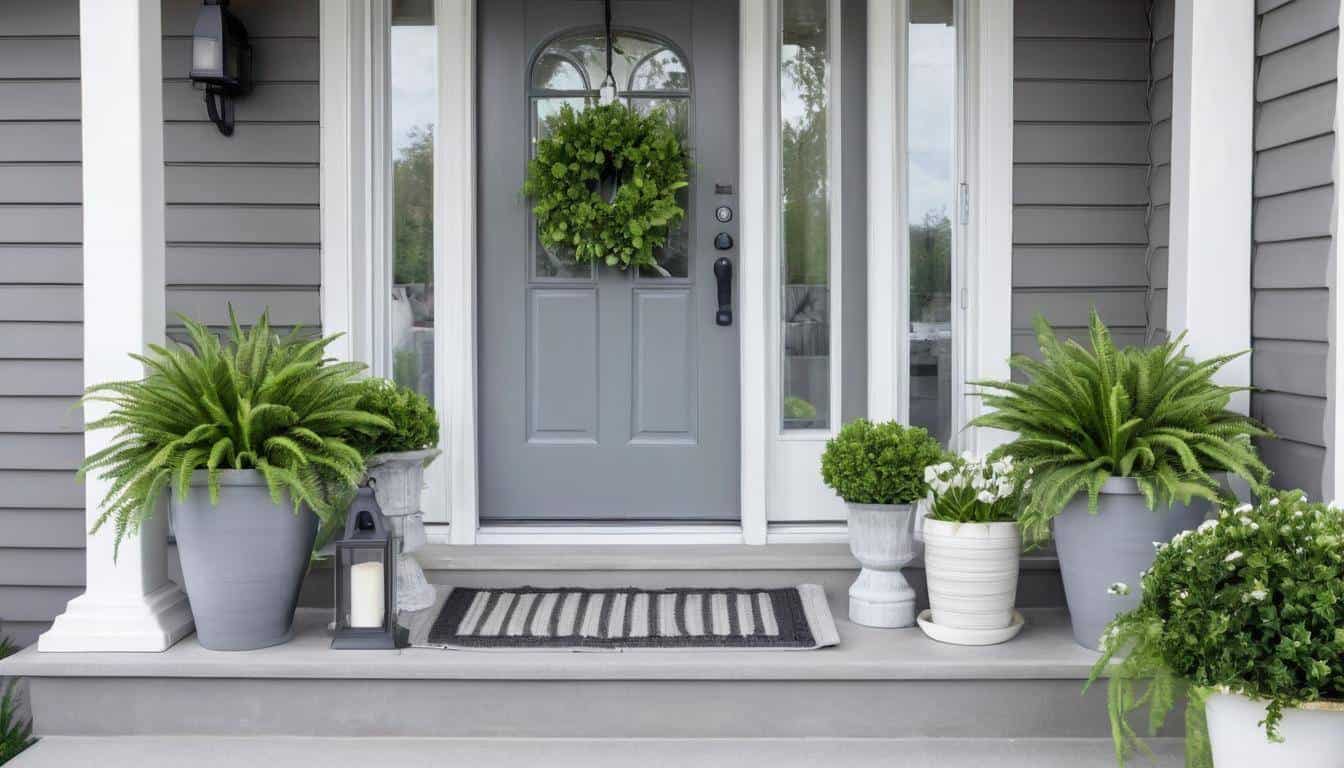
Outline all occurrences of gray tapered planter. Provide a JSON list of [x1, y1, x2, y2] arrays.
[[1053, 477, 1205, 650], [172, 470, 318, 651]]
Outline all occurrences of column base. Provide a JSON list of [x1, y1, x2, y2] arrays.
[[38, 582, 195, 653]]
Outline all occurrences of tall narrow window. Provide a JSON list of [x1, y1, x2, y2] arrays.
[[390, 2, 436, 397], [780, 0, 831, 430], [907, 0, 956, 444]]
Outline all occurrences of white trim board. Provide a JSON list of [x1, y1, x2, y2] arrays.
[[1328, 0, 1344, 504], [1166, 0, 1253, 412]]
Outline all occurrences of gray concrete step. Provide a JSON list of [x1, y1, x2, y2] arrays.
[[10, 736, 1184, 768], [2, 598, 1150, 740]]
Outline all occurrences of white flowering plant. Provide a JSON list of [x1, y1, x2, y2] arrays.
[[1086, 489, 1344, 767], [923, 452, 1023, 524]]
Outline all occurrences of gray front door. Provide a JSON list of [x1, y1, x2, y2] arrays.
[[478, 0, 740, 522]]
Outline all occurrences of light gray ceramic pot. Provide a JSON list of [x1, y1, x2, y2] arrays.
[[1052, 477, 1205, 650], [172, 470, 318, 651]]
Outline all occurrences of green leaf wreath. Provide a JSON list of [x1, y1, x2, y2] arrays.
[[77, 309, 392, 557], [522, 102, 689, 273]]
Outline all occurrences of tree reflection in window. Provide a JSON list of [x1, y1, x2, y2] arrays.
[[781, 0, 830, 430]]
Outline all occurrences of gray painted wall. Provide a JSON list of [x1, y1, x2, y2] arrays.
[[1250, 0, 1337, 498], [0, 0, 321, 647], [0, 0, 85, 649], [162, 0, 321, 336], [1012, 0, 1153, 358]]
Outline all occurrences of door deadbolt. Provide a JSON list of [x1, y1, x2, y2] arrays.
[[714, 232, 734, 250]]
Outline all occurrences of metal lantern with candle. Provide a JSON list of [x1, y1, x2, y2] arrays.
[[331, 489, 398, 649]]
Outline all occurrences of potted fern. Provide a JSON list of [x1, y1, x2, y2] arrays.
[[821, 419, 947, 628], [916, 452, 1024, 645], [970, 310, 1270, 649], [349, 378, 441, 613], [1089, 490, 1344, 767], [79, 311, 389, 651]]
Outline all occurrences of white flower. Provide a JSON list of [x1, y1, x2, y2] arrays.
[[1153, 541, 1165, 550], [1250, 522, 1260, 531], [1247, 589, 1268, 602], [932, 479, 950, 495], [1107, 582, 1131, 596], [1178, 590, 1189, 600], [1171, 530, 1191, 543], [1198, 519, 1218, 533], [960, 450, 976, 462], [1225, 551, 1243, 563], [976, 490, 995, 504], [1233, 503, 1252, 515], [1269, 498, 1280, 507], [924, 466, 938, 483], [950, 474, 967, 489], [1239, 517, 1253, 527], [936, 462, 953, 474]]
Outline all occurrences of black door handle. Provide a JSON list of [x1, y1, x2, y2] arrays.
[[714, 257, 733, 327]]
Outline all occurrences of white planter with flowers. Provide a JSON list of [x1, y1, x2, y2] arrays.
[[820, 419, 948, 629], [916, 454, 1024, 645], [1090, 490, 1344, 767]]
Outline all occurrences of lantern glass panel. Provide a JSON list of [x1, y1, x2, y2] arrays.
[[193, 37, 222, 75], [337, 545, 388, 631]]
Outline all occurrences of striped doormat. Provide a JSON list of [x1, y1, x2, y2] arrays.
[[409, 585, 839, 650]]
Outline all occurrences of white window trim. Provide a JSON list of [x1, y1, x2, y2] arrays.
[[320, 0, 1015, 545]]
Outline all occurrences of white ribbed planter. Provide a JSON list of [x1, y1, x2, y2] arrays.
[[365, 449, 441, 613], [922, 518, 1020, 633], [846, 503, 917, 628], [1207, 693, 1344, 767]]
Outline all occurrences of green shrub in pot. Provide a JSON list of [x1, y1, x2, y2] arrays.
[[821, 419, 948, 628], [1088, 490, 1344, 767], [77, 310, 390, 650], [347, 377, 442, 612], [0, 635, 35, 766], [969, 310, 1272, 648]]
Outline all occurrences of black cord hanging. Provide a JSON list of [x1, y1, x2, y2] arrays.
[[599, 0, 618, 101]]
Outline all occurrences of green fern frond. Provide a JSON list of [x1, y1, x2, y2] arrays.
[[971, 308, 1272, 544], [76, 310, 373, 558]]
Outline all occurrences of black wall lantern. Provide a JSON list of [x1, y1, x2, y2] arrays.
[[189, 0, 252, 136]]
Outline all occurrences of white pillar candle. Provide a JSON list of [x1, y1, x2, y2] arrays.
[[349, 560, 385, 628]]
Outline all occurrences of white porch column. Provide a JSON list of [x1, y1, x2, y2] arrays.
[[39, 0, 194, 652], [1167, 0, 1254, 412]]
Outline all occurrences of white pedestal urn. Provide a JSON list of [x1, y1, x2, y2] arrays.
[[918, 518, 1023, 645], [846, 503, 917, 628], [365, 448, 441, 613], [1206, 693, 1344, 767]]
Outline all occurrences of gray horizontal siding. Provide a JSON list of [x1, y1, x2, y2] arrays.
[[162, 0, 321, 335], [0, 0, 84, 646], [1013, 0, 1152, 363], [1251, 0, 1338, 499]]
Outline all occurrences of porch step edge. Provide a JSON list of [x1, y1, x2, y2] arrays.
[[414, 542, 1060, 571], [9, 736, 1183, 768]]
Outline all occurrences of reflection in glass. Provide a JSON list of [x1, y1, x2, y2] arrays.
[[780, 0, 830, 430], [390, 3, 436, 398], [907, 0, 955, 445], [528, 31, 691, 280]]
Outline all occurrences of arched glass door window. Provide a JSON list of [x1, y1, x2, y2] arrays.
[[529, 30, 691, 278]]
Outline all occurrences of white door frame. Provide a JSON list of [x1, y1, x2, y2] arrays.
[[319, 0, 1014, 545]]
